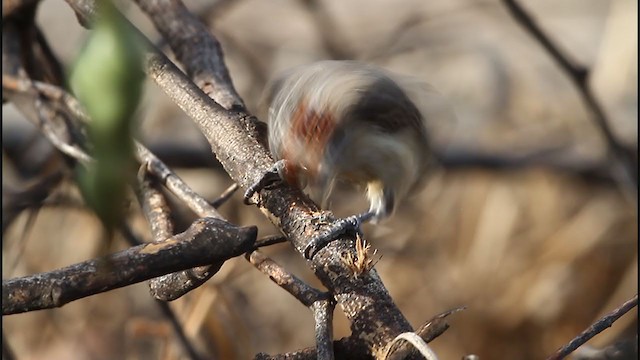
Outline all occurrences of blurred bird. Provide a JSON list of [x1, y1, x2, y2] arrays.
[[246, 60, 448, 257]]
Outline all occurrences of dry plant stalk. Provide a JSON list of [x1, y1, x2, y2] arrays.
[[344, 234, 380, 279]]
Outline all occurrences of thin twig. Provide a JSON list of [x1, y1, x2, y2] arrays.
[[246, 250, 335, 359], [136, 144, 223, 219], [155, 300, 204, 360], [546, 293, 638, 360], [416, 306, 466, 344], [33, 97, 92, 164], [246, 250, 326, 307], [3, 73, 226, 222], [310, 299, 336, 360], [254, 234, 288, 249], [136, 165, 223, 303], [210, 182, 239, 208], [2, 75, 92, 165]]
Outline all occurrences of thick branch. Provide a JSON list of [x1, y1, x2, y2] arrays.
[[2, 217, 257, 315], [134, 0, 245, 111]]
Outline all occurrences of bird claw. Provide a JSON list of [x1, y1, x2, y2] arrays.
[[247, 161, 377, 260], [243, 160, 287, 205], [304, 211, 375, 259]]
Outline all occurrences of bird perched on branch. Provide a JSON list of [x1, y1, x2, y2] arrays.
[[246, 60, 450, 258]]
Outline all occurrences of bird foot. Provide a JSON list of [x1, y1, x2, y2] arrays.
[[243, 160, 287, 205], [304, 211, 375, 259]]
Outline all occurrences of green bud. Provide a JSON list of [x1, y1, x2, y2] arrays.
[[70, 0, 145, 231]]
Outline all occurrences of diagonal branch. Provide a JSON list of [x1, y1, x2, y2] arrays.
[[133, 0, 245, 111], [61, 0, 419, 356]]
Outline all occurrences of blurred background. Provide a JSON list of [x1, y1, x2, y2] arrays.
[[2, 0, 637, 359]]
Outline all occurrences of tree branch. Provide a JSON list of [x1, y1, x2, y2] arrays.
[[2, 217, 257, 315]]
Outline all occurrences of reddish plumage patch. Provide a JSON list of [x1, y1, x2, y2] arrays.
[[282, 99, 337, 186]]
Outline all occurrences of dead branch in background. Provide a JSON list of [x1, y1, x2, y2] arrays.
[[300, 0, 355, 60], [2, 0, 40, 18], [502, 0, 638, 204], [2, 333, 16, 360], [2, 170, 64, 234]]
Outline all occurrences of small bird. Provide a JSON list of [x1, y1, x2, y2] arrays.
[[247, 60, 446, 257]]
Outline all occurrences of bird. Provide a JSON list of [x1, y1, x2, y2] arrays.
[[246, 60, 447, 258]]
